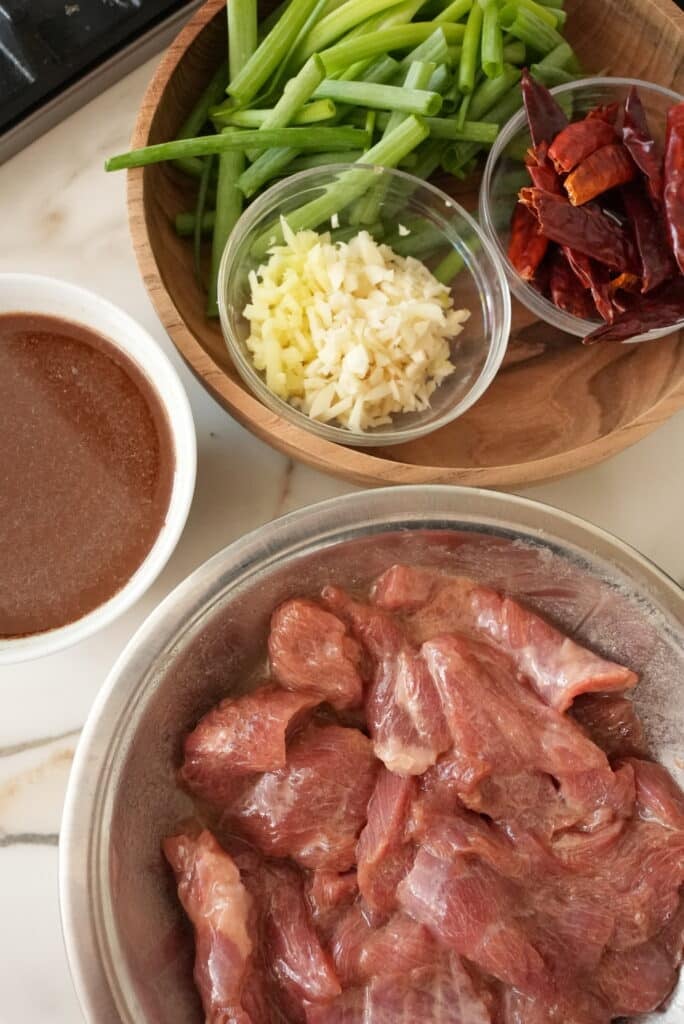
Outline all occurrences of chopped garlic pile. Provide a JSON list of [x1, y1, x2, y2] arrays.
[[243, 219, 470, 432]]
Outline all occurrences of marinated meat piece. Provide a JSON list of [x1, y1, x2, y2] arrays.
[[162, 829, 255, 1024], [571, 692, 646, 758], [229, 723, 377, 870], [373, 565, 637, 712], [306, 870, 359, 937], [323, 586, 450, 775], [356, 768, 416, 918], [179, 686, 317, 806], [421, 634, 626, 832], [502, 987, 611, 1024], [329, 904, 375, 986], [358, 914, 438, 980], [305, 955, 492, 1024], [269, 599, 365, 710], [596, 937, 679, 1014], [629, 756, 684, 830], [397, 846, 551, 995]]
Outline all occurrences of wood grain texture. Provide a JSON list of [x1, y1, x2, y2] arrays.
[[127, 0, 684, 487]]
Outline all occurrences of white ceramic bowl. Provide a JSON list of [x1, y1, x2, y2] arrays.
[[0, 274, 196, 665]]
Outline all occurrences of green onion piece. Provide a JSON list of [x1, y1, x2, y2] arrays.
[[386, 218, 450, 257], [501, 40, 526, 63], [208, 0, 257, 316], [499, 5, 564, 52], [174, 61, 228, 177], [252, 115, 429, 255], [229, 5, 257, 80], [294, 0, 408, 62], [238, 148, 300, 196], [400, 26, 450, 67], [351, 59, 435, 223], [458, 2, 484, 95], [443, 73, 524, 171], [105, 127, 369, 171], [215, 99, 336, 128], [412, 138, 446, 178], [288, 150, 365, 171], [534, 40, 579, 71], [500, 0, 559, 28], [246, 53, 325, 159], [194, 154, 215, 284], [447, 44, 463, 65], [320, 23, 465, 74], [313, 79, 442, 115], [434, 0, 473, 23], [481, 0, 503, 79], [227, 0, 321, 104], [530, 64, 575, 86], [373, 111, 499, 141], [433, 246, 464, 284], [468, 62, 520, 120], [175, 211, 216, 237], [538, 0, 564, 7], [456, 92, 471, 128], [340, 0, 424, 40], [427, 63, 451, 93]]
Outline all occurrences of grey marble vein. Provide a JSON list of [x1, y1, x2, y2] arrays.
[[0, 728, 81, 760], [0, 832, 59, 848]]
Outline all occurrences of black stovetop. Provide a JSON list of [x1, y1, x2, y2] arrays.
[[0, 0, 201, 162]]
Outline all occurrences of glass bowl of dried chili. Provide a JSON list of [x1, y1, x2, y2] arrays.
[[479, 77, 683, 339]]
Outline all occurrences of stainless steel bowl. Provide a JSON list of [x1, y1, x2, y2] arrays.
[[59, 486, 684, 1024]]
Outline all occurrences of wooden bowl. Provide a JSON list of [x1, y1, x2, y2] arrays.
[[128, 0, 684, 487]]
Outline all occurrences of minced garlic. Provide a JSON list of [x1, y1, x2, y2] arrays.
[[242, 219, 470, 432]]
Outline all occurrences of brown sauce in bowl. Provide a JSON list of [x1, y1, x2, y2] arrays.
[[0, 313, 175, 638]]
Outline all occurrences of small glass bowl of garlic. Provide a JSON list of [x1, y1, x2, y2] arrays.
[[218, 165, 510, 447]]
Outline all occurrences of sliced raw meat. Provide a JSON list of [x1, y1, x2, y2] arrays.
[[229, 722, 377, 870], [306, 870, 359, 936], [162, 828, 255, 1024], [629, 756, 684, 830], [397, 845, 551, 995], [329, 904, 375, 986], [179, 685, 316, 806], [421, 634, 625, 831], [305, 955, 492, 1024], [323, 586, 450, 775], [373, 565, 637, 712], [356, 768, 416, 919], [571, 692, 646, 758], [501, 987, 611, 1024], [596, 936, 679, 1014], [358, 914, 438, 980], [268, 599, 364, 710]]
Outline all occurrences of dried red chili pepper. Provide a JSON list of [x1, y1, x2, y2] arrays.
[[620, 182, 676, 293], [525, 149, 563, 193], [623, 86, 664, 206], [664, 101, 684, 273], [608, 272, 641, 296], [521, 68, 569, 154], [563, 247, 614, 322], [508, 202, 549, 281], [547, 119, 616, 174], [564, 143, 636, 205], [549, 249, 597, 319], [588, 102, 620, 127], [519, 188, 632, 271], [583, 278, 684, 344]]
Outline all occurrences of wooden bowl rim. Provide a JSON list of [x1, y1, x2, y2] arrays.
[[126, 0, 684, 488]]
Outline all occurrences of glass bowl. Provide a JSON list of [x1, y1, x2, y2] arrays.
[[218, 165, 510, 447], [479, 76, 682, 339]]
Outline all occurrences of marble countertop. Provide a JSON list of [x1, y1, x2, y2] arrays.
[[1, 52, 684, 1024]]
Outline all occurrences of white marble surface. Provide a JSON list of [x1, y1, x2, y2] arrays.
[[1, 50, 684, 1024]]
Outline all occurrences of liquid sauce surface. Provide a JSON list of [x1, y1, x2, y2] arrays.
[[0, 313, 174, 638]]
